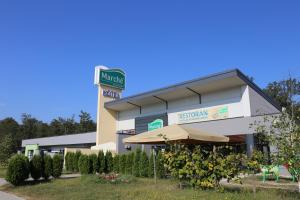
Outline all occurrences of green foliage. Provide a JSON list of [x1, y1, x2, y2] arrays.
[[139, 151, 149, 177], [252, 110, 300, 186], [5, 154, 29, 186], [42, 155, 53, 180], [125, 152, 134, 175], [78, 155, 91, 174], [30, 155, 43, 180], [148, 151, 154, 178], [0, 134, 16, 166], [246, 150, 264, 173], [119, 154, 127, 174], [105, 151, 113, 173], [52, 154, 63, 178], [64, 152, 72, 171], [98, 151, 105, 173], [156, 151, 165, 179], [74, 151, 81, 172], [89, 154, 99, 174], [113, 154, 120, 173], [163, 145, 245, 189], [132, 148, 141, 177]]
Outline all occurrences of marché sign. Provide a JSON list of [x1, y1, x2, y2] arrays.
[[100, 69, 125, 90]]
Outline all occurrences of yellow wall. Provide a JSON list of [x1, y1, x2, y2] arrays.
[[96, 85, 121, 146]]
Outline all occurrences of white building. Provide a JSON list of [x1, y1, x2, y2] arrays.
[[97, 69, 280, 155]]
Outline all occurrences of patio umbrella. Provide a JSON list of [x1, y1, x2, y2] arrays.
[[123, 124, 229, 144]]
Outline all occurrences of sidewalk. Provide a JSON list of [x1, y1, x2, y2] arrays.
[[0, 178, 24, 200]]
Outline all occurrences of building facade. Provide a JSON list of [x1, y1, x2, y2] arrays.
[[93, 68, 281, 155]]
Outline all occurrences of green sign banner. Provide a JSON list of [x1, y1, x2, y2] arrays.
[[100, 69, 125, 90], [148, 119, 164, 131], [178, 106, 229, 124]]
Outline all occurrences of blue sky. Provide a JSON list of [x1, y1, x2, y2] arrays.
[[0, 0, 299, 123]]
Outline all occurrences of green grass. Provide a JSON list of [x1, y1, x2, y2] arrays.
[[0, 167, 6, 178], [0, 175, 299, 200]]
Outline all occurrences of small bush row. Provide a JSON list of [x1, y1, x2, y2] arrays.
[[113, 148, 165, 178], [66, 151, 115, 175], [5, 154, 63, 186], [67, 149, 165, 178]]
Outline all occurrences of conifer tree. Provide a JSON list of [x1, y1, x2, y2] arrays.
[[133, 148, 142, 177], [139, 151, 149, 177]]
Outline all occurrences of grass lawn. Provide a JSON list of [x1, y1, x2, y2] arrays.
[[0, 175, 299, 200], [0, 167, 6, 178]]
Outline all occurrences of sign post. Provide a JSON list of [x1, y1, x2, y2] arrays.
[[148, 119, 164, 184]]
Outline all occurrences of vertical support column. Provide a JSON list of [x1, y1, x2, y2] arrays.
[[246, 134, 254, 157]]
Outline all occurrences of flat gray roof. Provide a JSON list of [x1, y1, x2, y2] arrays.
[[105, 69, 281, 112], [21, 132, 96, 147]]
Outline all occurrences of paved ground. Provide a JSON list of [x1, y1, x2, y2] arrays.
[[0, 178, 24, 200]]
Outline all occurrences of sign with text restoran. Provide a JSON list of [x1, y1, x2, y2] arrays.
[[100, 69, 125, 90], [177, 106, 229, 124]]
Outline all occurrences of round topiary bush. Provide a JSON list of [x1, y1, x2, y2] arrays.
[[42, 155, 53, 180], [5, 154, 30, 186], [52, 154, 63, 178], [78, 155, 91, 174], [30, 155, 43, 180]]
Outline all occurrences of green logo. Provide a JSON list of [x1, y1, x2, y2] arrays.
[[148, 119, 164, 131], [100, 69, 125, 90]]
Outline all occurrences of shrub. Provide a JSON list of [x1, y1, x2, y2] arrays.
[[89, 154, 99, 174], [113, 154, 120, 173], [98, 151, 105, 173], [52, 154, 63, 178], [105, 151, 113, 173], [78, 155, 91, 174], [133, 148, 141, 177], [156, 151, 165, 178], [30, 155, 43, 180], [119, 154, 127, 174], [125, 152, 134, 175], [163, 145, 245, 189], [5, 154, 29, 186], [148, 151, 154, 178], [74, 151, 81, 172], [64, 152, 72, 171], [139, 151, 149, 177], [42, 155, 53, 180]]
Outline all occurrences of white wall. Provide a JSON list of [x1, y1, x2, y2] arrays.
[[248, 86, 280, 115], [117, 86, 247, 130]]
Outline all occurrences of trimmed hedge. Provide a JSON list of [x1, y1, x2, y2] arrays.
[[105, 151, 113, 173], [148, 151, 154, 178], [64, 152, 72, 171], [125, 152, 134, 175], [30, 155, 43, 180], [133, 148, 141, 177], [74, 151, 81, 172], [113, 154, 120, 173], [52, 154, 63, 178], [89, 154, 99, 174], [78, 155, 91, 174], [139, 151, 149, 177], [98, 151, 105, 174], [42, 155, 53, 180], [5, 154, 30, 186], [119, 154, 127, 174]]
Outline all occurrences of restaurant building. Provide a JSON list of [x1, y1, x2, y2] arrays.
[[91, 67, 281, 155]]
